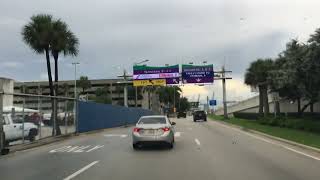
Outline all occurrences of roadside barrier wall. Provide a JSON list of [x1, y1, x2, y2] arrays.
[[78, 101, 154, 133]]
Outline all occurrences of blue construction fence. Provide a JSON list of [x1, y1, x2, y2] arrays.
[[77, 101, 155, 133]]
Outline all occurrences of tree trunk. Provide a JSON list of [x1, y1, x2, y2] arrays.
[[258, 86, 263, 117], [275, 100, 280, 114], [297, 98, 301, 116], [53, 52, 61, 135], [301, 101, 312, 113], [45, 48, 55, 135], [310, 102, 314, 113], [262, 85, 269, 117], [45, 48, 54, 96], [148, 91, 151, 110]]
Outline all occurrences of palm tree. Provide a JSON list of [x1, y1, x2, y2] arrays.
[[245, 59, 274, 117], [22, 14, 54, 97], [51, 19, 79, 93], [143, 86, 158, 110], [22, 14, 58, 134], [51, 19, 79, 135]]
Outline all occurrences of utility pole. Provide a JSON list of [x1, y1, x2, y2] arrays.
[[206, 96, 209, 113], [222, 66, 227, 119], [214, 66, 232, 119], [212, 91, 215, 113], [117, 69, 132, 107], [133, 59, 149, 107], [173, 86, 176, 113]]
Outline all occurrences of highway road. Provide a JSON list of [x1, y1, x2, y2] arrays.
[[1, 116, 320, 180]]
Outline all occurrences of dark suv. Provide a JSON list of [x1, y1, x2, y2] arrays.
[[177, 111, 187, 118], [193, 110, 207, 122]]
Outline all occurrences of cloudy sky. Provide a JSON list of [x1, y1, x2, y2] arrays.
[[1, 0, 320, 105]]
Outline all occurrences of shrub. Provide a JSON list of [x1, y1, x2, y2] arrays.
[[257, 117, 320, 134], [234, 112, 260, 120]]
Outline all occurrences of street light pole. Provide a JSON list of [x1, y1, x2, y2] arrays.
[[72, 62, 79, 124], [72, 62, 80, 100], [123, 69, 128, 107]]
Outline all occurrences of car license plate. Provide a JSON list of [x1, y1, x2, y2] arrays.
[[143, 129, 155, 135]]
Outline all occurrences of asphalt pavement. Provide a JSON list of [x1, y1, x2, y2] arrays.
[[1, 116, 320, 180]]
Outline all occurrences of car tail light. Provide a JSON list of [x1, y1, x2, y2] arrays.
[[162, 127, 170, 132], [133, 128, 141, 132]]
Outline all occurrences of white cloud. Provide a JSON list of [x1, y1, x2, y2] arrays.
[[1, 0, 320, 102], [1, 61, 22, 68], [40, 72, 55, 81]]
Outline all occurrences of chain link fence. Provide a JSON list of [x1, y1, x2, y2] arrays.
[[1, 92, 77, 150]]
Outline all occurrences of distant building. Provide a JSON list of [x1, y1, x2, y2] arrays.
[[13, 79, 161, 113]]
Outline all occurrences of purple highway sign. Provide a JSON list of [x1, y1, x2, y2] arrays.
[[133, 65, 180, 85], [182, 64, 214, 84]]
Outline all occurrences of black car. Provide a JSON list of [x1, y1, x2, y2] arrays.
[[193, 110, 207, 122], [177, 111, 187, 118]]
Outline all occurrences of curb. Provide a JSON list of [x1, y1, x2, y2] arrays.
[[212, 119, 320, 154], [3, 125, 135, 156], [5, 133, 75, 155]]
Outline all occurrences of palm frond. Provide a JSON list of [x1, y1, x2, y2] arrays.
[[21, 14, 53, 54]]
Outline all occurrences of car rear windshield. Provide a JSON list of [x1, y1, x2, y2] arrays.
[[195, 111, 205, 114], [138, 117, 166, 124]]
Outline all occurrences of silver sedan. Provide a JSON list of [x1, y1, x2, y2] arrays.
[[132, 115, 176, 149]]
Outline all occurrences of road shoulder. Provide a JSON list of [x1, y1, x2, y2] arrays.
[[209, 118, 320, 158]]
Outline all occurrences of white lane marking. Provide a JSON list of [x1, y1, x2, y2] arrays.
[[174, 132, 181, 137], [86, 145, 104, 152], [63, 161, 99, 180], [74, 146, 91, 153], [195, 138, 201, 146], [213, 121, 320, 161], [67, 146, 80, 152], [49, 145, 104, 153], [187, 127, 193, 130], [49, 146, 72, 153], [120, 134, 128, 138], [104, 134, 128, 138], [283, 147, 320, 161]]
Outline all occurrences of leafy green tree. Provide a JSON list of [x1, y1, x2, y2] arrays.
[[245, 59, 274, 117], [178, 97, 190, 112], [115, 85, 124, 106], [302, 30, 320, 112], [157, 86, 181, 106], [93, 87, 112, 104], [269, 40, 306, 114], [77, 76, 91, 94]]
